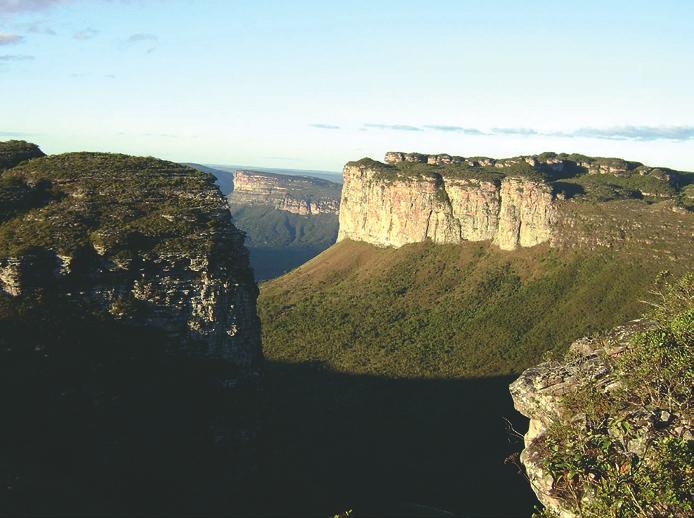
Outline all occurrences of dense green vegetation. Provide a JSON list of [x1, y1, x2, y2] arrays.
[[0, 140, 44, 170], [260, 240, 682, 378], [0, 152, 238, 260], [556, 172, 679, 201], [229, 204, 338, 280], [534, 273, 693, 517], [259, 240, 691, 515], [347, 154, 693, 204]]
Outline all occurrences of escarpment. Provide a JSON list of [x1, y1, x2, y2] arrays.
[[228, 169, 340, 216], [338, 151, 693, 253], [0, 146, 262, 513], [0, 151, 261, 366], [338, 154, 557, 250]]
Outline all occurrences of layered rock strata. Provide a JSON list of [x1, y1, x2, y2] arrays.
[[0, 152, 261, 368], [0, 149, 263, 512], [338, 156, 556, 250], [229, 169, 340, 215]]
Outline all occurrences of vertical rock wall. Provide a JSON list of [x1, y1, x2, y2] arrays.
[[337, 160, 556, 250]]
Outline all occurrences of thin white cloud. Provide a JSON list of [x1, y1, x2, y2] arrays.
[[326, 123, 694, 142], [491, 127, 540, 136], [0, 54, 34, 61], [25, 22, 57, 35], [0, 32, 23, 45], [424, 125, 484, 135], [0, 130, 35, 136], [310, 123, 341, 130], [364, 123, 422, 132], [568, 126, 694, 141], [126, 32, 158, 44], [0, 0, 65, 14], [73, 27, 98, 40]]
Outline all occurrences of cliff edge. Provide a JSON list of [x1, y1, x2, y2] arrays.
[[510, 273, 693, 517], [0, 144, 262, 513], [338, 151, 692, 252]]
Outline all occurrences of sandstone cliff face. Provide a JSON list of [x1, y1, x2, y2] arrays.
[[0, 150, 262, 512], [0, 153, 261, 369], [228, 169, 340, 216], [338, 151, 692, 252], [337, 157, 556, 250]]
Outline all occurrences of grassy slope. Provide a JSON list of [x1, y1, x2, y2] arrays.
[[258, 239, 689, 516], [260, 240, 678, 378]]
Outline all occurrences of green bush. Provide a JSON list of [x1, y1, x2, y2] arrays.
[[537, 273, 693, 517]]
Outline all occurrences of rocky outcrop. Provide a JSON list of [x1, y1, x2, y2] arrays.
[[510, 320, 693, 517], [384, 151, 683, 186], [228, 169, 340, 216], [338, 151, 693, 252], [510, 325, 639, 516], [0, 154, 261, 368], [0, 151, 262, 511], [337, 155, 556, 250]]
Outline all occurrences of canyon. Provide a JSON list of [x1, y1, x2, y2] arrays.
[[220, 168, 341, 280], [2, 140, 691, 516]]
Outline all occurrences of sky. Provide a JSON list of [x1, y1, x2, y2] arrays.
[[1, 0, 694, 171]]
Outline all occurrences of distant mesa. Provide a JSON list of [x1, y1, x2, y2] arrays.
[[228, 169, 340, 216], [338, 151, 693, 252], [222, 168, 341, 280]]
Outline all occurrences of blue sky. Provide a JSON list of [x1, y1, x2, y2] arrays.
[[1, 0, 694, 171]]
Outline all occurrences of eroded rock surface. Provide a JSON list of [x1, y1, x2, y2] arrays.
[[338, 151, 693, 254], [510, 321, 693, 517], [229, 169, 340, 216], [0, 148, 262, 512], [338, 155, 556, 250]]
